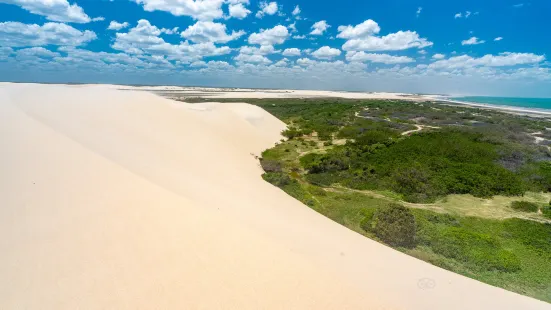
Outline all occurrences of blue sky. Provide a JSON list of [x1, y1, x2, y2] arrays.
[[0, 0, 550, 96]]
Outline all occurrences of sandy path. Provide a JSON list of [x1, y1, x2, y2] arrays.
[[0, 83, 548, 309]]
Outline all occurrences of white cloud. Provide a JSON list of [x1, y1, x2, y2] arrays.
[[346, 51, 414, 64], [429, 53, 545, 70], [0, 21, 96, 47], [416, 7, 422, 17], [418, 50, 427, 55], [337, 19, 380, 39], [342, 30, 432, 52], [190, 60, 207, 67], [0, 0, 93, 23], [461, 36, 485, 45], [513, 3, 524, 8], [108, 21, 130, 31], [161, 27, 179, 35], [132, 0, 225, 20], [228, 3, 251, 19], [92, 17, 105, 22], [112, 20, 230, 61], [239, 45, 276, 55], [234, 53, 272, 64], [293, 34, 305, 39], [282, 48, 301, 56], [248, 25, 289, 45], [310, 20, 330, 35], [432, 53, 445, 60], [0, 47, 14, 60], [16, 47, 60, 60], [455, 11, 477, 19], [181, 21, 245, 43], [255, 1, 278, 18], [311, 46, 341, 59], [274, 58, 288, 67], [292, 5, 300, 16], [288, 22, 297, 33], [494, 37, 503, 41]]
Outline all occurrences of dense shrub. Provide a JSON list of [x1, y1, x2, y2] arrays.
[[262, 172, 291, 187], [260, 159, 282, 173], [510, 201, 539, 213], [372, 204, 417, 248]]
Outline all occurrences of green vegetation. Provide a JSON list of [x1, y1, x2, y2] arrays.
[[366, 203, 417, 248], [248, 98, 551, 302], [510, 201, 540, 212]]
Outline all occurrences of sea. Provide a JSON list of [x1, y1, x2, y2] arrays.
[[449, 96, 551, 111]]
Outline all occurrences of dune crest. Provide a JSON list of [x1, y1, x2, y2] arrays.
[[0, 83, 548, 309]]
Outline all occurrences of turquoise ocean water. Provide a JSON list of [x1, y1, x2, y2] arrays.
[[450, 96, 551, 110]]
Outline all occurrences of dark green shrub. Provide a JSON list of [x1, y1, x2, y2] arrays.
[[262, 172, 291, 187], [543, 206, 551, 219], [372, 204, 416, 248], [259, 159, 282, 173], [510, 201, 539, 212]]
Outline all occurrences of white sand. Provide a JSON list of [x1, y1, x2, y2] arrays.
[[109, 84, 427, 101], [0, 83, 548, 309]]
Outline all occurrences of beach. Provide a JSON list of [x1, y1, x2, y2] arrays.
[[0, 83, 549, 309]]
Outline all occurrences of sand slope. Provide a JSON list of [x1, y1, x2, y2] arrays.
[[0, 83, 548, 309]]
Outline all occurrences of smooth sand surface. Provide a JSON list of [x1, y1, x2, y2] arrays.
[[0, 83, 549, 309]]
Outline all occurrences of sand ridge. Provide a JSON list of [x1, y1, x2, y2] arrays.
[[0, 83, 548, 309]]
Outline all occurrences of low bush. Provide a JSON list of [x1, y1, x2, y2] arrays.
[[510, 201, 539, 212], [262, 172, 291, 187], [260, 159, 282, 173], [372, 204, 416, 248]]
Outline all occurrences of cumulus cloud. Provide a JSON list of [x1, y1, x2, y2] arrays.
[[282, 48, 301, 56], [15, 47, 60, 62], [108, 21, 130, 31], [0, 0, 93, 23], [112, 19, 230, 61], [228, 3, 251, 19], [342, 30, 432, 52], [292, 5, 300, 16], [132, 0, 225, 20], [346, 51, 414, 64], [234, 53, 272, 64], [337, 19, 380, 39], [494, 37, 503, 41], [248, 25, 289, 45], [239, 45, 277, 55], [255, 1, 278, 18], [461, 36, 485, 45], [311, 46, 341, 59], [310, 20, 330, 35], [429, 53, 545, 70], [181, 21, 245, 43], [0, 21, 96, 47], [432, 53, 446, 60]]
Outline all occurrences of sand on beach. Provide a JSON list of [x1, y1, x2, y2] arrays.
[[0, 83, 548, 309]]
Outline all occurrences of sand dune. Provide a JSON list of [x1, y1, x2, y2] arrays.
[[0, 83, 548, 309]]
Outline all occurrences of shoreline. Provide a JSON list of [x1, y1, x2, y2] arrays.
[[434, 97, 551, 117]]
